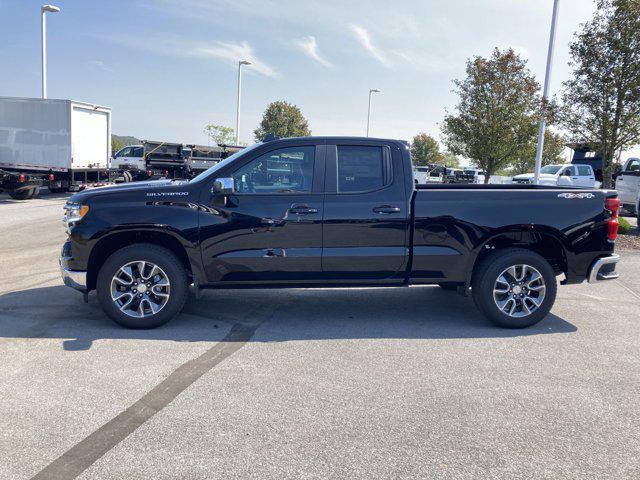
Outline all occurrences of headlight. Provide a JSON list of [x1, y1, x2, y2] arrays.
[[63, 203, 89, 228]]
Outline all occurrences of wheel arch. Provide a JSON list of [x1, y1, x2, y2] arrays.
[[87, 229, 199, 291], [467, 227, 569, 287]]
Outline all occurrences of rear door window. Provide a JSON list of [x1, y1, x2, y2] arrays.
[[577, 165, 591, 176], [337, 145, 385, 193]]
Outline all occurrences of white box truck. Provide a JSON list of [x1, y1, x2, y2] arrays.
[[0, 97, 111, 199]]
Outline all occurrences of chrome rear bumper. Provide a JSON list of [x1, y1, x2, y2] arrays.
[[588, 254, 620, 283]]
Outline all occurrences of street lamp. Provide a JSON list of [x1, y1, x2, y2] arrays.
[[366, 88, 381, 137], [235, 60, 251, 145], [533, 0, 560, 185], [41, 4, 61, 99]]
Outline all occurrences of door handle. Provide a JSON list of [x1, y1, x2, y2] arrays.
[[289, 204, 318, 215], [373, 205, 401, 214], [571, 177, 579, 180]]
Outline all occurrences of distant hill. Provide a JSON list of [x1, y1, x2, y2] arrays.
[[111, 134, 141, 152]]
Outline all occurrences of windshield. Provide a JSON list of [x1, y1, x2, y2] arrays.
[[190, 143, 261, 183], [540, 165, 562, 174]]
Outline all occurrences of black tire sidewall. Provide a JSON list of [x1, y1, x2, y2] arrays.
[[96, 244, 188, 329], [473, 250, 557, 329]]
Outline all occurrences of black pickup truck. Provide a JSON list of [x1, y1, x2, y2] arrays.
[[60, 136, 621, 329]]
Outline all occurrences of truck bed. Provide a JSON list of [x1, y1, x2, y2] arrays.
[[411, 186, 616, 285]]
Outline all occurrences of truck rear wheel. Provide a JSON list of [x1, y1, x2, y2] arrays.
[[472, 248, 557, 329], [96, 244, 189, 329], [8, 187, 37, 200]]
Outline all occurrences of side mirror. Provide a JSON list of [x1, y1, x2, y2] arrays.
[[212, 177, 234, 196]]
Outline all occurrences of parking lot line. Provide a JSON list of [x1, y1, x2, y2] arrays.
[[31, 321, 261, 480]]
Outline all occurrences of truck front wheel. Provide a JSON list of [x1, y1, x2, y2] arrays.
[[96, 244, 189, 329], [472, 249, 557, 328]]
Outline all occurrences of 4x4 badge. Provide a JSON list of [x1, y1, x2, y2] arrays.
[[557, 192, 595, 199]]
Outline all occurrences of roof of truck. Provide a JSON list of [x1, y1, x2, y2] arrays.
[[262, 136, 408, 144], [0, 96, 111, 110]]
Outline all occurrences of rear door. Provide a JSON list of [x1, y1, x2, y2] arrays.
[[617, 158, 640, 206], [576, 165, 595, 187], [321, 141, 410, 282], [71, 105, 109, 168]]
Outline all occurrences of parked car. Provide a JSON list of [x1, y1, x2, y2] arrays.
[[615, 157, 640, 220], [512, 164, 596, 188], [0, 97, 111, 199], [442, 167, 474, 184], [463, 168, 486, 184], [413, 165, 442, 184], [60, 136, 621, 330]]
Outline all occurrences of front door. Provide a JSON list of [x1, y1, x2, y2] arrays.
[[199, 144, 325, 284], [617, 159, 640, 206], [321, 142, 410, 283]]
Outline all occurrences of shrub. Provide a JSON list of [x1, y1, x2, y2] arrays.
[[618, 216, 631, 234]]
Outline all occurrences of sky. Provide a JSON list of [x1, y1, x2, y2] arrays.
[[1, 0, 627, 159]]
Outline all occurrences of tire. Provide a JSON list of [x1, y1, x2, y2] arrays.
[[437, 282, 458, 291], [472, 248, 557, 329], [123, 171, 133, 183], [8, 189, 32, 200], [96, 244, 189, 329]]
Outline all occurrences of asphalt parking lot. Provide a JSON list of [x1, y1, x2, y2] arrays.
[[1, 190, 639, 479]]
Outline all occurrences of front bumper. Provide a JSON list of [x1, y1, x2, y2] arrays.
[[60, 242, 87, 291], [60, 262, 87, 291], [587, 254, 620, 283]]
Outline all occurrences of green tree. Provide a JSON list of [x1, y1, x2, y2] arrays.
[[111, 136, 125, 153], [254, 101, 311, 141], [411, 133, 444, 166], [442, 152, 461, 168], [203, 124, 235, 145], [512, 130, 566, 175], [560, 0, 640, 188], [442, 48, 541, 183]]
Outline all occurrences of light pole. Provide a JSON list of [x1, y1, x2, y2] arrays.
[[41, 4, 61, 99], [366, 88, 380, 137], [533, 0, 560, 185], [235, 60, 251, 145]]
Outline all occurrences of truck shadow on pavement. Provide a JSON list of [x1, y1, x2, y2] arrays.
[[0, 284, 577, 351]]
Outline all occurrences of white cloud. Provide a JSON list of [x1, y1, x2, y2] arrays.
[[101, 34, 278, 78], [350, 24, 391, 67], [293, 36, 333, 68], [192, 41, 279, 78], [87, 60, 112, 72]]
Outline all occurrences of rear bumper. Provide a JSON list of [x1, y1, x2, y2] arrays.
[[587, 254, 620, 283]]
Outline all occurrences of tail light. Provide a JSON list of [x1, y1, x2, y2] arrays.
[[18, 174, 25, 183], [605, 197, 621, 241], [49, 174, 55, 181]]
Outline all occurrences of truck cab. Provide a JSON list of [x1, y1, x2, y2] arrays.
[[111, 145, 145, 171]]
